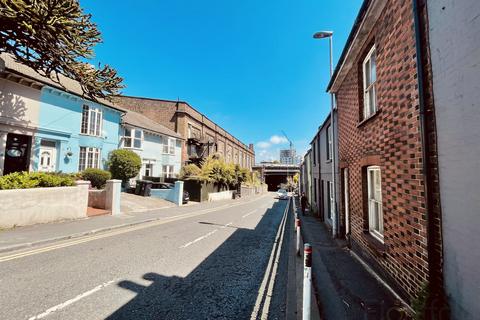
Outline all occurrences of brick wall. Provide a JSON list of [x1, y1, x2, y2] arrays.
[[335, 0, 430, 299], [115, 96, 255, 168]]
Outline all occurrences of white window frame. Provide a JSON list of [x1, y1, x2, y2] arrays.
[[162, 137, 176, 155], [328, 181, 334, 220], [326, 125, 333, 161], [162, 165, 174, 178], [81, 105, 103, 137], [367, 166, 384, 242], [123, 127, 143, 149], [145, 163, 153, 177], [78, 147, 101, 171], [362, 46, 377, 119]]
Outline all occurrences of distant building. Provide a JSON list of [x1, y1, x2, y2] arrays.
[[115, 96, 254, 169], [279, 149, 297, 165]]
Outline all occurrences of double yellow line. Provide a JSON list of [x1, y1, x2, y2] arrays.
[[0, 194, 271, 263]]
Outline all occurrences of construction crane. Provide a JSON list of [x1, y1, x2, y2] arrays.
[[281, 130, 294, 151]]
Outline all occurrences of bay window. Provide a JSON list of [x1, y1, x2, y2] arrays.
[[79, 147, 101, 171], [162, 165, 174, 178]]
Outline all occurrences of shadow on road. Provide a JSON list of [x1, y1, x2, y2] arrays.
[[105, 199, 290, 320]]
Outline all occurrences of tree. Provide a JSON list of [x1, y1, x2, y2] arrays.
[[0, 0, 123, 101], [107, 149, 141, 183], [179, 163, 201, 179]]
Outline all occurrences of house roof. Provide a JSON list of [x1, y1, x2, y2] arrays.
[[0, 53, 125, 113], [122, 110, 183, 139], [326, 0, 386, 92]]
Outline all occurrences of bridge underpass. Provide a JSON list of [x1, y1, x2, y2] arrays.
[[252, 163, 300, 192]]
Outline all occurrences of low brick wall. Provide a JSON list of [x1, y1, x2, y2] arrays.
[[0, 184, 89, 228], [88, 189, 106, 209]]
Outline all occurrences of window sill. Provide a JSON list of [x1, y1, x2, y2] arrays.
[[362, 230, 386, 257], [123, 147, 143, 151], [357, 110, 381, 128], [79, 133, 104, 139], [326, 159, 332, 164]]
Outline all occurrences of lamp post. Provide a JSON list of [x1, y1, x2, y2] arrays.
[[313, 30, 338, 238]]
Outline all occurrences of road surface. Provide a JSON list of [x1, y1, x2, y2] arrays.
[[0, 193, 292, 320]]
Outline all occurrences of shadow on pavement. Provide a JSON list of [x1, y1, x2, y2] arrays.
[[105, 200, 290, 320]]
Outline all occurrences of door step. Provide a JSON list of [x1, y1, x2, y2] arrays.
[[87, 207, 110, 217]]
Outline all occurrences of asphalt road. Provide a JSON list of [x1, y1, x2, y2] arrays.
[[0, 193, 292, 320]]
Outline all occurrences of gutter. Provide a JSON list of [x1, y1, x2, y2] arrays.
[[412, 0, 447, 314]]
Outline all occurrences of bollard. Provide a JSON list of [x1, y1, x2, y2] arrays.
[[296, 216, 301, 256], [303, 243, 312, 320]]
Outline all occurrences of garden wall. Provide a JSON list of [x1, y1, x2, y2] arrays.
[[150, 181, 184, 205], [0, 182, 89, 228], [183, 180, 228, 202]]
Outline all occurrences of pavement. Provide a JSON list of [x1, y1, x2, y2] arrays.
[[0, 193, 292, 319], [0, 194, 202, 253], [120, 192, 174, 213], [291, 196, 409, 320]]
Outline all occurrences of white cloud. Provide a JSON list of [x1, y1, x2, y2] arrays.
[[269, 135, 288, 145], [256, 141, 271, 149]]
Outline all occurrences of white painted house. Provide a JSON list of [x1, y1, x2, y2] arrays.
[[120, 110, 183, 179]]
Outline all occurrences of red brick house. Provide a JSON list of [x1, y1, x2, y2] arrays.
[[327, 0, 444, 311]]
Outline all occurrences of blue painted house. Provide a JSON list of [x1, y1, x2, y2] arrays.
[[0, 53, 124, 175], [35, 87, 123, 173], [120, 110, 183, 179]]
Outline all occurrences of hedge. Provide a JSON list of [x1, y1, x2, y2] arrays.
[[81, 168, 111, 189], [0, 172, 75, 190]]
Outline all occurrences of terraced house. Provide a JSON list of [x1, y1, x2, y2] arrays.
[[0, 53, 124, 175], [325, 0, 447, 311], [120, 110, 183, 179]]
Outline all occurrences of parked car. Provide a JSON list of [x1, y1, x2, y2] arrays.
[[155, 182, 190, 204], [276, 188, 289, 200]]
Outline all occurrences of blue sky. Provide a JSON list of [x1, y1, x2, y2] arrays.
[[82, 0, 362, 162]]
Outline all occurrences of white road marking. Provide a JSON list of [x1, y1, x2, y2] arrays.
[[27, 280, 116, 320], [242, 209, 258, 218], [180, 229, 218, 248], [260, 202, 289, 319], [250, 198, 290, 320], [180, 222, 234, 248], [0, 194, 272, 263]]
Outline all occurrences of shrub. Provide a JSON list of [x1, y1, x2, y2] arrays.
[[179, 164, 202, 179], [107, 149, 141, 182], [0, 172, 75, 190], [81, 168, 111, 189], [199, 156, 236, 189]]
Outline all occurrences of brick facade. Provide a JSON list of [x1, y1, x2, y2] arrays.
[[115, 96, 255, 169], [332, 0, 435, 300]]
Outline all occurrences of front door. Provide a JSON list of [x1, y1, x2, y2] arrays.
[[3, 133, 32, 175], [38, 140, 57, 172]]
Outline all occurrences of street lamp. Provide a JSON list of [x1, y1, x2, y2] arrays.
[[313, 30, 338, 238]]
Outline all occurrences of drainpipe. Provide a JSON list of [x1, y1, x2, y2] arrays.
[[412, 0, 448, 316]]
